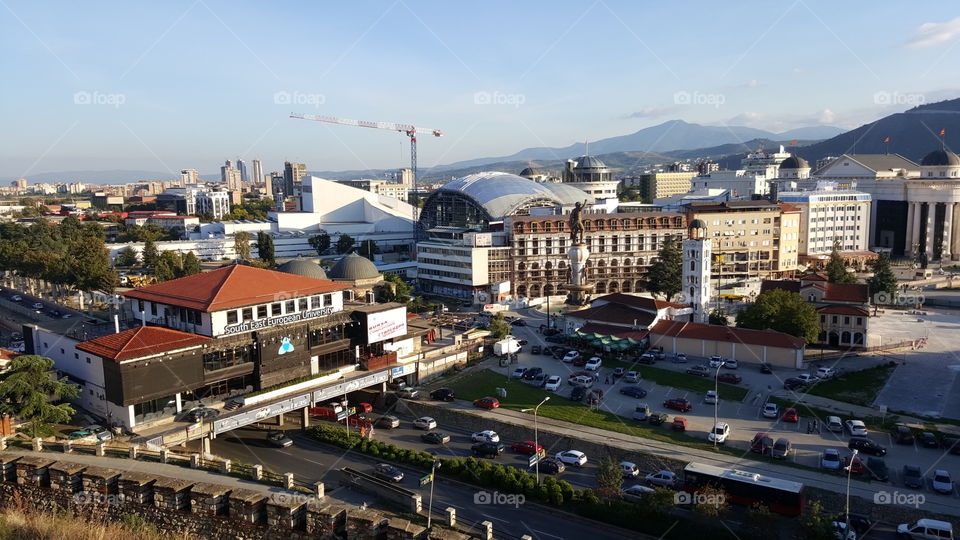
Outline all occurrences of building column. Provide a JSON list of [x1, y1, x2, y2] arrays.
[[944, 203, 954, 261], [925, 203, 937, 261], [869, 199, 878, 249], [906, 202, 918, 257], [911, 202, 923, 257], [952, 203, 960, 261]]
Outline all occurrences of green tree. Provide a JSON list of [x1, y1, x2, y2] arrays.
[[866, 252, 898, 303], [645, 488, 676, 516], [745, 502, 776, 540], [233, 231, 252, 260], [643, 235, 682, 300], [0, 355, 80, 438], [692, 484, 729, 519], [826, 240, 857, 284], [141, 239, 159, 268], [181, 252, 202, 276], [115, 246, 139, 267], [255, 232, 275, 266], [708, 308, 729, 326], [377, 273, 412, 303], [736, 288, 820, 342], [485, 313, 511, 339], [67, 235, 115, 292], [594, 457, 623, 498], [800, 500, 838, 540], [308, 233, 331, 256], [358, 239, 379, 260], [153, 251, 180, 282], [336, 233, 355, 254]]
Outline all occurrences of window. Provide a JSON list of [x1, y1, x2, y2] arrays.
[[137, 300, 144, 312], [150, 303, 157, 316], [242, 308, 253, 322], [285, 300, 295, 313], [227, 310, 238, 324], [832, 316, 838, 324], [271, 302, 281, 316], [844, 316, 850, 325], [86, 357, 91, 364], [311, 295, 321, 309], [60, 348, 64, 354], [856, 317, 863, 326], [74, 352, 78, 359], [257, 305, 267, 318], [323, 294, 332, 307], [298, 298, 308, 311]]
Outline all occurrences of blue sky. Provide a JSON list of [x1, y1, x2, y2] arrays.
[[2, 1, 959, 180]]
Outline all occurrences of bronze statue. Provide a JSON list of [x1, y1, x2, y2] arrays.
[[569, 200, 588, 244]]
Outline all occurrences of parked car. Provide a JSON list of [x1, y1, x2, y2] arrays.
[[377, 415, 400, 429], [896, 519, 954, 540], [471, 430, 500, 443], [902, 465, 924, 489], [848, 437, 886, 456], [511, 440, 543, 455], [821, 448, 842, 471], [572, 357, 588, 367], [663, 398, 692, 412], [570, 375, 594, 388], [622, 484, 655, 501], [783, 377, 806, 390], [473, 397, 500, 409], [555, 450, 587, 467], [751, 433, 774, 455], [919, 432, 940, 448], [570, 386, 587, 401], [708, 355, 724, 368], [413, 417, 437, 430], [184, 408, 219, 423], [624, 370, 641, 383], [471, 442, 506, 458], [674, 353, 687, 363], [86, 425, 112, 442], [620, 461, 639, 478], [510, 319, 527, 326], [704, 390, 718, 404], [648, 412, 669, 426], [544, 375, 562, 392], [846, 419, 868, 437], [723, 358, 738, 369], [782, 408, 800, 423], [796, 373, 818, 384], [717, 372, 742, 384], [826, 416, 843, 433], [637, 353, 656, 365], [835, 514, 873, 536], [632, 403, 651, 421], [943, 437, 960, 455], [672, 416, 688, 431], [421, 431, 451, 444], [67, 429, 94, 440], [842, 454, 865, 475], [619, 386, 648, 399], [892, 425, 915, 444], [9, 295, 22, 302], [760, 362, 773, 374], [686, 365, 710, 377], [816, 366, 836, 379], [762, 403, 779, 418], [831, 522, 856, 540], [397, 387, 420, 399], [537, 457, 565, 474], [522, 367, 544, 380], [586, 389, 604, 405], [932, 470, 954, 494], [865, 457, 889, 482], [708, 422, 730, 444], [612, 367, 626, 378], [266, 431, 293, 448], [531, 345, 542, 355], [562, 351, 580, 363], [511, 367, 528, 379], [430, 388, 456, 401], [584, 357, 603, 371], [645, 470, 678, 488], [772, 438, 792, 459]]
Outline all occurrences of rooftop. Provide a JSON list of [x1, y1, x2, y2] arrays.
[[593, 292, 689, 312], [77, 326, 212, 361], [651, 319, 806, 350]]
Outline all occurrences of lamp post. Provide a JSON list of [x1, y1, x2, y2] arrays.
[[712, 360, 725, 448], [522, 396, 550, 484], [844, 448, 858, 538], [426, 460, 441, 529]]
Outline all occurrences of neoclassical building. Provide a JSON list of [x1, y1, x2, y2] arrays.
[[904, 149, 960, 261]]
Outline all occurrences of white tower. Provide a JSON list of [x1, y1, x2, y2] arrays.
[[682, 219, 713, 323]]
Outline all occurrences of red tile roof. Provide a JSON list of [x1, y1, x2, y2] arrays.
[[817, 305, 870, 316], [0, 348, 19, 362], [651, 319, 805, 350], [821, 283, 869, 303], [594, 293, 688, 312], [124, 265, 349, 312], [77, 326, 211, 361], [576, 323, 649, 340], [801, 273, 829, 282], [760, 280, 801, 294], [565, 304, 657, 328]]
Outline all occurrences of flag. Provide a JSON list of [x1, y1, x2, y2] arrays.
[[941, 129, 946, 137], [883, 137, 890, 143], [789, 140, 797, 146]]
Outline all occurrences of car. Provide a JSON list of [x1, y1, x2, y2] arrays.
[[523, 373, 549, 388], [397, 387, 420, 399], [354, 402, 373, 413], [821, 449, 842, 471], [796, 373, 819, 384], [919, 432, 940, 448], [572, 357, 588, 367], [9, 295, 21, 302], [762, 402, 779, 418], [674, 353, 687, 363], [612, 367, 626, 378], [760, 362, 773, 374], [586, 389, 604, 405], [61, 313, 72, 319], [892, 425, 915, 444], [686, 365, 710, 377], [831, 521, 857, 540], [708, 355, 724, 368], [897, 519, 955, 540], [85, 425, 112, 442], [782, 408, 800, 423], [848, 437, 886, 456], [648, 412, 669, 426], [663, 398, 692, 412], [510, 319, 527, 326], [562, 351, 580, 363], [47, 310, 61, 318], [413, 417, 437, 430], [708, 422, 730, 444], [672, 416, 688, 431], [632, 403, 651, 421], [377, 415, 400, 428], [544, 375, 562, 392], [826, 416, 844, 433], [865, 457, 889, 482], [430, 388, 456, 401], [471, 442, 506, 458], [584, 357, 602, 371], [67, 429, 94, 440], [537, 457, 565, 474], [570, 386, 587, 401], [620, 461, 639, 478], [555, 450, 587, 467], [421, 431, 451, 444], [943, 437, 960, 455], [184, 408, 219, 423], [522, 367, 544, 380], [266, 431, 293, 448], [932, 470, 954, 494], [704, 390, 718, 404], [511, 440, 543, 455], [816, 366, 836, 379], [543, 327, 561, 336], [783, 377, 806, 390], [834, 514, 873, 536], [373, 463, 404, 482], [845, 420, 868, 437], [717, 373, 742, 384], [531, 345, 542, 355], [624, 370, 640, 383], [31, 302, 43, 309], [569, 375, 594, 388], [622, 484, 655, 501], [751, 433, 774, 454], [772, 438, 792, 459], [645, 470, 678, 488], [619, 386, 648, 399], [471, 430, 500, 443], [473, 397, 500, 409], [723, 358, 738, 369], [637, 353, 656, 365], [902, 465, 924, 489], [842, 455, 864, 475], [511, 367, 528, 379]]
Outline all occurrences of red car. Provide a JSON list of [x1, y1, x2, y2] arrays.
[[355, 402, 373, 413], [782, 408, 800, 423], [751, 433, 774, 454], [717, 373, 742, 384], [474, 397, 500, 410], [511, 440, 543, 455], [572, 357, 588, 367], [842, 455, 864, 475], [663, 398, 692, 412]]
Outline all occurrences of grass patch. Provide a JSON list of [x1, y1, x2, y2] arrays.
[[804, 363, 896, 407]]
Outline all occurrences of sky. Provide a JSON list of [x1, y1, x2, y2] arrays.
[[2, 1, 960, 180]]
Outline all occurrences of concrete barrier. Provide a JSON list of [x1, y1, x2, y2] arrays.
[[341, 467, 422, 514]]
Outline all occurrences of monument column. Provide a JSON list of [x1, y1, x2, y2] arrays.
[[925, 202, 937, 261], [944, 202, 954, 261], [912, 201, 923, 257], [952, 202, 960, 261], [905, 201, 915, 257]]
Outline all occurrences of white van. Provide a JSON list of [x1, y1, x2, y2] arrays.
[[897, 519, 954, 539]]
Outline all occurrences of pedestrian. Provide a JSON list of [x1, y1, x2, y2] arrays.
[[360, 501, 368, 511], [605, 375, 610, 384]]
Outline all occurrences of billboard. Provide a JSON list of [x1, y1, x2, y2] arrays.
[[367, 306, 407, 343]]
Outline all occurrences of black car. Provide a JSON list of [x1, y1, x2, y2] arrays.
[[865, 457, 889, 482], [471, 442, 506, 458], [760, 363, 773, 374], [537, 457, 566, 474], [944, 437, 960, 455], [648, 412, 669, 425], [184, 407, 219, 423], [430, 388, 456, 401], [373, 463, 404, 482], [892, 425, 915, 444], [531, 345, 542, 355], [919, 432, 940, 448], [833, 513, 873, 536], [783, 377, 806, 390], [522, 367, 544, 380], [848, 437, 886, 456], [619, 386, 648, 399], [510, 319, 527, 326], [570, 386, 587, 401], [902, 465, 923, 488], [421, 431, 451, 444]]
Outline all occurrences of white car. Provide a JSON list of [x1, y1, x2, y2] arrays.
[[932, 470, 954, 494], [826, 416, 843, 433], [413, 417, 437, 430], [645, 470, 678, 488], [708, 355, 724, 368], [471, 430, 500, 443], [762, 402, 779, 418], [562, 351, 579, 363], [704, 390, 718, 404], [675, 352, 687, 362], [845, 419, 868, 437], [555, 450, 587, 467], [584, 357, 603, 371], [511, 366, 528, 378], [620, 461, 639, 477], [708, 422, 730, 444], [816, 367, 837, 379], [544, 375, 562, 392], [831, 521, 857, 540], [821, 449, 842, 471], [624, 370, 640, 383], [796, 373, 818, 384]]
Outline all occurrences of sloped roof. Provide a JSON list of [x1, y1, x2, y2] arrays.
[[760, 280, 801, 294], [843, 154, 919, 172], [821, 283, 869, 303], [565, 304, 656, 327], [576, 323, 649, 340], [77, 326, 211, 361], [817, 305, 870, 316], [124, 265, 349, 312], [651, 319, 805, 350], [593, 293, 688, 312]]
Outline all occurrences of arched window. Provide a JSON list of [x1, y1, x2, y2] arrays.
[[690, 261, 696, 271], [841, 331, 851, 344], [854, 332, 864, 345]]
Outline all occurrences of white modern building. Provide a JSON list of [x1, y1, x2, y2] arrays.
[[691, 169, 771, 198], [777, 185, 872, 258]]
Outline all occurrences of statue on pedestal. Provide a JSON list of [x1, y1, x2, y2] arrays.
[[568, 200, 588, 245]]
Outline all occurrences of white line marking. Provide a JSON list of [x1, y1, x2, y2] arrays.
[[531, 529, 564, 539], [481, 513, 511, 524]]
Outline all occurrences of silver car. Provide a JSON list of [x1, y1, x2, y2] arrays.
[[932, 470, 954, 494]]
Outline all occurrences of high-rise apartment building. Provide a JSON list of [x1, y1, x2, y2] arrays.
[[283, 162, 307, 197], [252, 159, 263, 184], [180, 169, 199, 185], [237, 159, 248, 183], [221, 160, 242, 191]]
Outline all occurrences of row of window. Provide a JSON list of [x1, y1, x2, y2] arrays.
[[225, 294, 333, 325]]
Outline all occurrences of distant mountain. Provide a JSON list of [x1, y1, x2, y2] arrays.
[[776, 126, 845, 140], [12, 170, 178, 185]]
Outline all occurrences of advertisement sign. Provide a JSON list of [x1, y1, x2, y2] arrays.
[[222, 306, 336, 335], [312, 371, 390, 403], [366, 306, 407, 343], [213, 393, 312, 434], [493, 281, 511, 295]]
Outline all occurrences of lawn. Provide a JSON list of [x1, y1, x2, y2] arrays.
[[803, 363, 896, 407], [603, 359, 749, 401]]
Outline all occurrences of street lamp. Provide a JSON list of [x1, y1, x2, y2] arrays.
[[844, 448, 858, 539], [426, 460, 441, 529], [522, 396, 550, 484], [712, 360, 725, 448]]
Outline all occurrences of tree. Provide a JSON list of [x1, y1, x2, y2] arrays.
[[645, 488, 676, 516], [692, 484, 729, 519], [0, 355, 80, 437], [233, 231, 252, 260], [708, 308, 729, 326], [255, 232, 275, 266], [826, 241, 857, 284], [181, 252, 202, 276], [866, 252, 898, 304], [745, 503, 776, 540], [153, 251, 180, 282], [377, 272, 412, 303], [308, 233, 331, 256], [142, 239, 159, 268], [336, 233, 355, 254], [799, 500, 838, 540], [736, 288, 820, 342], [594, 457, 623, 498], [358, 239, 379, 260], [485, 313, 511, 339], [115, 246, 139, 267], [643, 235, 682, 300]]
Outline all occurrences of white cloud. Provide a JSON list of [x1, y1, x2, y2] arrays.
[[744, 79, 759, 88], [818, 109, 836, 124], [906, 17, 960, 48], [623, 105, 679, 119], [726, 112, 764, 126]]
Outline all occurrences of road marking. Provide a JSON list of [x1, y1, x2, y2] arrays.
[[481, 513, 511, 524], [530, 530, 564, 539]]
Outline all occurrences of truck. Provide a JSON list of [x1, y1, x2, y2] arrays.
[[493, 337, 521, 357]]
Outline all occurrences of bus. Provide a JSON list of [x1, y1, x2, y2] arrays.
[[682, 462, 804, 516]]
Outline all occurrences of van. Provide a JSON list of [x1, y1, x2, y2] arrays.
[[897, 519, 954, 539]]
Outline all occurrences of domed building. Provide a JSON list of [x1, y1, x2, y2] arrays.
[[277, 258, 328, 280], [561, 155, 618, 200], [777, 155, 811, 179], [920, 148, 960, 177], [328, 252, 385, 301]]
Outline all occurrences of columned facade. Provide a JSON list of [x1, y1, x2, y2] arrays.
[[906, 186, 960, 262]]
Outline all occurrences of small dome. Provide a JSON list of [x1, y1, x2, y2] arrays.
[[689, 219, 707, 230], [921, 149, 960, 167], [573, 155, 607, 169], [519, 167, 541, 177], [329, 252, 380, 281], [779, 156, 810, 169], [277, 259, 327, 280]]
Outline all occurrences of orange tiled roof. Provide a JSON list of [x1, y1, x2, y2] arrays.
[[817, 305, 870, 316], [651, 319, 806, 350], [76, 326, 211, 361]]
